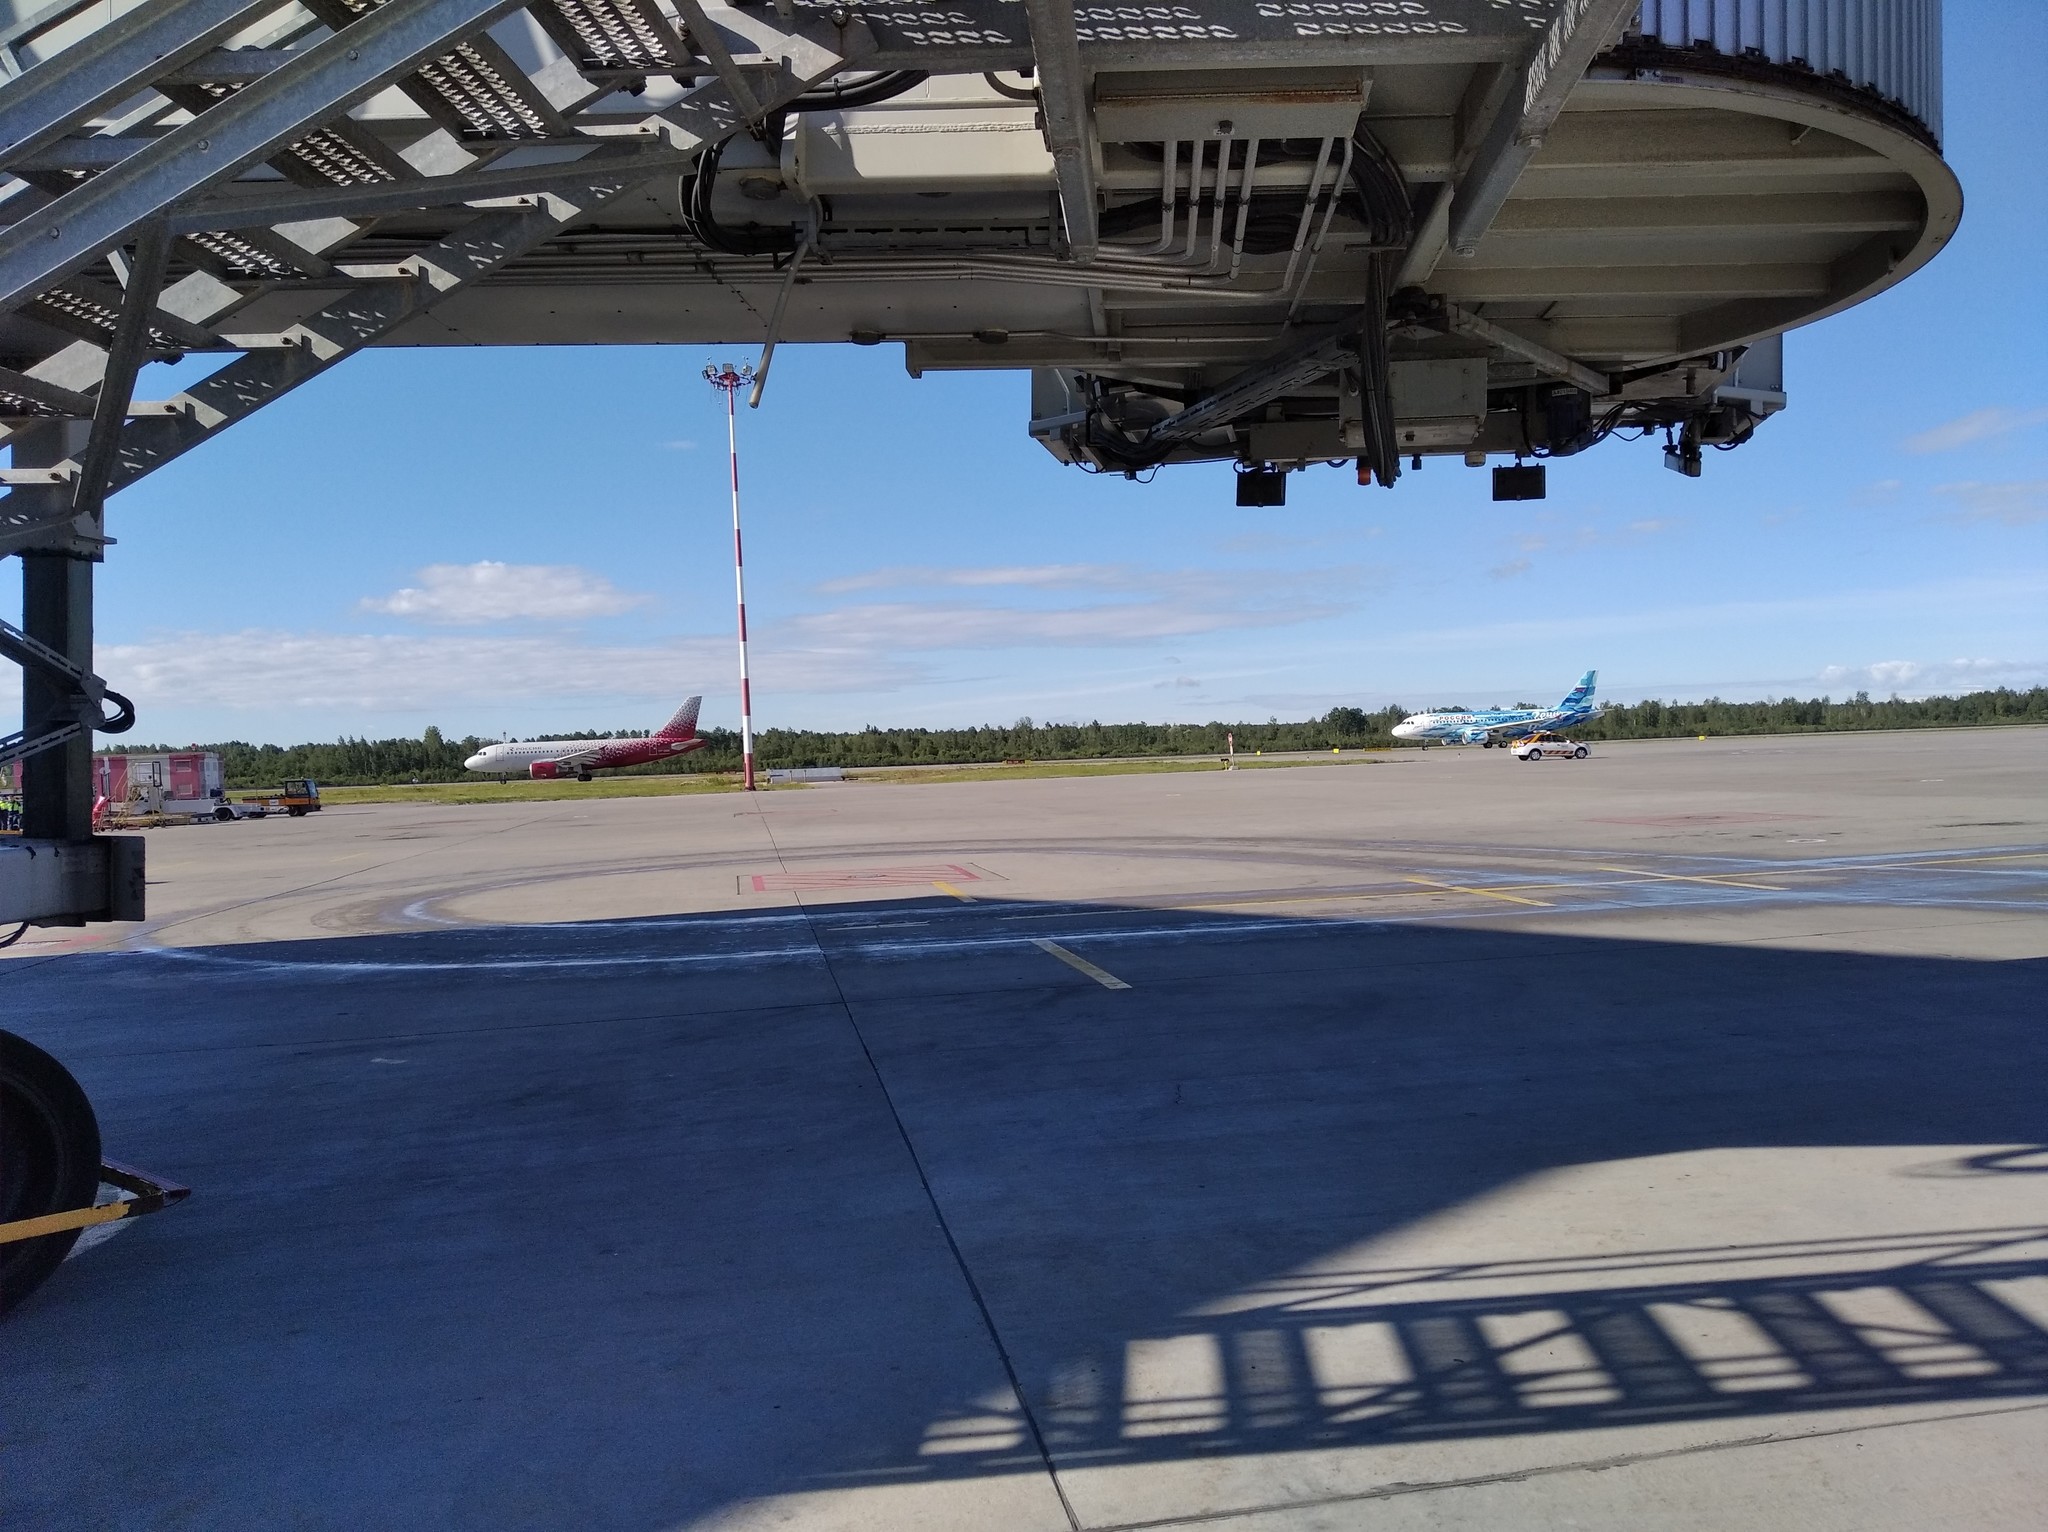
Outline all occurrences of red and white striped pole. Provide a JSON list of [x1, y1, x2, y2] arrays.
[[705, 362, 757, 790]]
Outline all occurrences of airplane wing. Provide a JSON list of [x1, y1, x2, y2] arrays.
[[537, 746, 605, 769]]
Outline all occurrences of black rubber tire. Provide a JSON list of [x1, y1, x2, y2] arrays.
[[214, 806, 234, 822], [0, 1030, 101, 1318], [577, 773, 591, 782], [1522, 751, 1538, 762], [287, 806, 306, 817], [1575, 746, 1589, 760]]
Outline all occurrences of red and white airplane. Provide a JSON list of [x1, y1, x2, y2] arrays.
[[463, 697, 705, 780]]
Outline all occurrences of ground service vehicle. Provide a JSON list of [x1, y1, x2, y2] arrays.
[[244, 780, 322, 817], [1515, 735, 1592, 761]]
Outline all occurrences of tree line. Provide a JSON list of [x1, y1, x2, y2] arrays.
[[118, 687, 2046, 787]]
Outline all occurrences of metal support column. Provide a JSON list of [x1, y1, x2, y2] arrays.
[[1446, 0, 1641, 258], [1021, 0, 1097, 262], [18, 553, 94, 845], [73, 224, 171, 525]]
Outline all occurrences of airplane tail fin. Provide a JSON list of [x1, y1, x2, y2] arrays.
[[1558, 670, 1597, 709], [655, 695, 702, 741]]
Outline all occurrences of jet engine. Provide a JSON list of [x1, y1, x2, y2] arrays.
[[529, 763, 563, 780]]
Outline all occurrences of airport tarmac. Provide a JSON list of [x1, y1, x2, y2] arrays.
[[5, 728, 2045, 1530]]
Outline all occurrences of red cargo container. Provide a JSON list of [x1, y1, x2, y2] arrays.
[[94, 752, 225, 808]]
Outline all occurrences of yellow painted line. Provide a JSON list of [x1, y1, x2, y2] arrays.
[[1188, 887, 1422, 909], [1189, 879, 1588, 910], [0, 1200, 130, 1247], [1032, 938, 1131, 990], [1596, 865, 1785, 892], [1402, 877, 1553, 908], [933, 881, 975, 902]]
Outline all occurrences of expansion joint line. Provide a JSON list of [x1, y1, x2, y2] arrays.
[[752, 813, 1082, 1531]]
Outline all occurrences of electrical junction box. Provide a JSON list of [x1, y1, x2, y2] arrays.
[[789, 100, 1054, 197], [1028, 369, 1088, 465], [1247, 420, 1344, 466], [1390, 357, 1488, 451]]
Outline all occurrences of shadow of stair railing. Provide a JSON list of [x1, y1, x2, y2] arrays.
[[907, 1225, 2048, 1469]]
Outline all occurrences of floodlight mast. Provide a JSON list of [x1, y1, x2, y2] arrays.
[[704, 362, 757, 792]]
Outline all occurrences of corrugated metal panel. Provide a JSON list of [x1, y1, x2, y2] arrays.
[[1633, 0, 1942, 140]]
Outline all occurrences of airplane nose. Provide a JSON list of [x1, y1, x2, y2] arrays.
[[463, 753, 487, 770]]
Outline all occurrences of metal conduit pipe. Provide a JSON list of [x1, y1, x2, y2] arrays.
[[1285, 136, 1353, 317], [594, 254, 1308, 299], [1180, 138, 1207, 262], [1272, 136, 1334, 289], [1226, 139, 1261, 281], [1136, 139, 1179, 256]]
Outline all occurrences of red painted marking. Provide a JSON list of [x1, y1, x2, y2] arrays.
[[750, 864, 980, 893]]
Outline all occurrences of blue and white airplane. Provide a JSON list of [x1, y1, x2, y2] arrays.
[[1392, 672, 1602, 746]]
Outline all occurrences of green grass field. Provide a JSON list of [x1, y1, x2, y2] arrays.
[[313, 775, 745, 806], [310, 753, 1385, 804]]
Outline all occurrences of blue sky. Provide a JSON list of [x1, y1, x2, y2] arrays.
[[39, 6, 2048, 745]]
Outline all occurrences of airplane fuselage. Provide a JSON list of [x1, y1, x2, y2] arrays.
[[463, 736, 705, 777], [1392, 704, 1599, 744], [1393, 672, 1602, 744]]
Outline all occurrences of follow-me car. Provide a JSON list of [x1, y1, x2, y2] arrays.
[[1513, 734, 1593, 762]]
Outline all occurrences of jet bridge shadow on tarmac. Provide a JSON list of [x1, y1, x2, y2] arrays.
[[3, 897, 2045, 1528]]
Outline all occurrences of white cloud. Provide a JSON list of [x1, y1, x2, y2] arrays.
[[361, 562, 651, 625], [785, 593, 1345, 650], [100, 630, 919, 712], [1481, 519, 1675, 581], [99, 560, 1374, 725], [1815, 658, 2045, 696], [817, 563, 1130, 594], [1905, 407, 2048, 454], [1933, 480, 2048, 525], [790, 569, 1368, 651], [799, 563, 1372, 647], [1290, 571, 2048, 660]]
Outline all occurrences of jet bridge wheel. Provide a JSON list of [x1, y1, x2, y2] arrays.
[[0, 1030, 102, 1317]]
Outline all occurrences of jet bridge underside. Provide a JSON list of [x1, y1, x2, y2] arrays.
[[0, 0, 1959, 515]]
